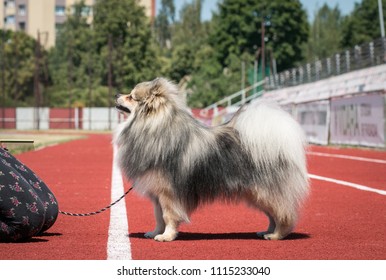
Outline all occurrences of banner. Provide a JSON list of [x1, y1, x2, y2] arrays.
[[296, 101, 330, 145], [330, 94, 385, 147]]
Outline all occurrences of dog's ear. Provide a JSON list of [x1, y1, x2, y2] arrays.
[[150, 78, 179, 97], [131, 81, 152, 101], [150, 78, 165, 96]]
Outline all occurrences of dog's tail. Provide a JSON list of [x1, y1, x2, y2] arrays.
[[231, 100, 309, 204]]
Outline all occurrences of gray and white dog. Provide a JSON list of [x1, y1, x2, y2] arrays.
[[114, 78, 309, 242]]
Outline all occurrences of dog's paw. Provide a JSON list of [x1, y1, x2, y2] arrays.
[[154, 233, 177, 242], [257, 231, 281, 240], [257, 231, 268, 239]]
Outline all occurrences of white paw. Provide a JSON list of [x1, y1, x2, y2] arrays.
[[154, 233, 177, 242], [257, 232, 282, 240], [256, 231, 269, 239]]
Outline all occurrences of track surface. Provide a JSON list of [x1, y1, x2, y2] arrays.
[[1, 134, 385, 260]]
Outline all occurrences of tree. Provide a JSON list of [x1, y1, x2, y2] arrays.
[[49, 1, 95, 89], [304, 4, 343, 61], [341, 0, 386, 48], [93, 0, 160, 89], [209, 0, 309, 72], [154, 0, 175, 50], [186, 0, 309, 108], [188, 50, 252, 108], [168, 0, 210, 82], [47, 0, 100, 107], [46, 0, 161, 107], [0, 29, 39, 106]]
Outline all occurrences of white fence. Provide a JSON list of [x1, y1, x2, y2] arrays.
[[0, 107, 125, 131]]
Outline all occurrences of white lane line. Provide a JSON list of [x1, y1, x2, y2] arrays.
[[307, 151, 386, 164], [309, 174, 386, 196], [107, 145, 132, 260]]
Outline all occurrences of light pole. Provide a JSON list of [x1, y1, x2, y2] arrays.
[[1, 29, 5, 129], [379, 0, 385, 37]]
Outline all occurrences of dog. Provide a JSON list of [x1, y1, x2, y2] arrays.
[[114, 77, 309, 242]]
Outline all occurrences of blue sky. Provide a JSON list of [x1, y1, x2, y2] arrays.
[[157, 0, 360, 22]]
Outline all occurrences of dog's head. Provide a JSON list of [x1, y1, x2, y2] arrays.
[[115, 77, 181, 117]]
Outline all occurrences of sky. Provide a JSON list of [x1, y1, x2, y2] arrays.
[[157, 0, 360, 22]]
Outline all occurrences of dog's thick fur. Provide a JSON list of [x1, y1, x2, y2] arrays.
[[114, 78, 309, 242]]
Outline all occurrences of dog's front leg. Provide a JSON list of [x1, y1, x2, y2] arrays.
[[144, 197, 165, 239], [153, 193, 181, 242]]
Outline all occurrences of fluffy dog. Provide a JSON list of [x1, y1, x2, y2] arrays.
[[114, 77, 309, 242]]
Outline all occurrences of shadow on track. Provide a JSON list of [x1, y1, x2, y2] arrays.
[[129, 231, 310, 241], [0, 232, 63, 243]]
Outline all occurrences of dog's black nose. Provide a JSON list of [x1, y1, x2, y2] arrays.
[[115, 93, 121, 99]]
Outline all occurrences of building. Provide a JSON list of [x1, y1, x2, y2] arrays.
[[0, 0, 155, 48]]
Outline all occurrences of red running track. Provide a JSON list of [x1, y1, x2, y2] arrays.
[[1, 134, 385, 260]]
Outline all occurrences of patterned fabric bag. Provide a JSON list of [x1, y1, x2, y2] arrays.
[[0, 147, 58, 242]]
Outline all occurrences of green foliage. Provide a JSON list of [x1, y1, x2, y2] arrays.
[[0, 30, 38, 106], [303, 4, 343, 61], [209, 0, 309, 72], [45, 0, 161, 107], [187, 45, 224, 108], [4, 0, 383, 109], [188, 51, 250, 108], [154, 0, 175, 49], [341, 0, 386, 48], [46, 86, 109, 107], [186, 0, 308, 107], [93, 0, 160, 88], [166, 0, 210, 82], [47, 0, 102, 107]]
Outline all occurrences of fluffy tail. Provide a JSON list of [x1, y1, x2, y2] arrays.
[[231, 100, 309, 204]]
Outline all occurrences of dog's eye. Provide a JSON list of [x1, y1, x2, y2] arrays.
[[124, 94, 140, 102]]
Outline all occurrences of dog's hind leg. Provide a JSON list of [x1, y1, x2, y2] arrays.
[[247, 192, 296, 240], [256, 213, 276, 238], [258, 205, 297, 240], [144, 197, 166, 239]]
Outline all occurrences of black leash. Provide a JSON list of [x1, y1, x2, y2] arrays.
[[2, 141, 134, 218], [59, 186, 134, 217]]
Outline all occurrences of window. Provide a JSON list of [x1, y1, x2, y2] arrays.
[[5, 15, 15, 25], [81, 6, 92, 17], [18, 4, 26, 16], [55, 5, 65, 16], [6, 0, 15, 8], [19, 22, 26, 31], [70, 5, 93, 17]]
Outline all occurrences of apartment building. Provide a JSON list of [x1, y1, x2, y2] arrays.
[[0, 0, 156, 48]]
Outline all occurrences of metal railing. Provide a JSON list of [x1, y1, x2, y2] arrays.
[[201, 37, 386, 121], [200, 80, 265, 118], [266, 37, 386, 90]]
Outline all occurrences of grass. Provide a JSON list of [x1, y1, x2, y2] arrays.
[[0, 130, 91, 154]]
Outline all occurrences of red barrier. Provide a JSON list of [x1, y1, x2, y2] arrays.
[[0, 108, 16, 129], [49, 108, 83, 129]]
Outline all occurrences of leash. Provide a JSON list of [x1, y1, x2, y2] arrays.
[[59, 186, 134, 217], [2, 141, 134, 218]]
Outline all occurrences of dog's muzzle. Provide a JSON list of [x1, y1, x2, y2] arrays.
[[115, 93, 131, 114], [115, 104, 131, 114]]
